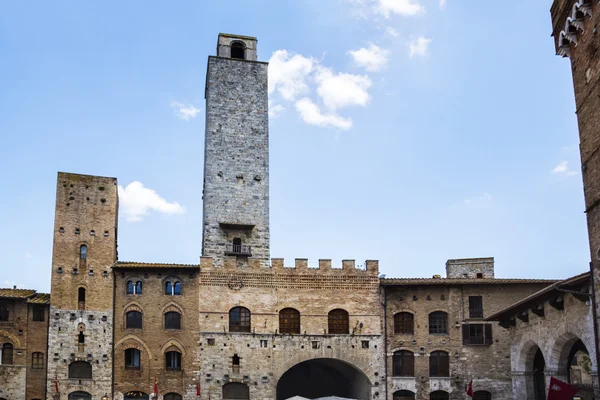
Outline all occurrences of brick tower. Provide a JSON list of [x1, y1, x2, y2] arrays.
[[202, 33, 270, 267], [550, 0, 600, 387], [47, 172, 118, 399]]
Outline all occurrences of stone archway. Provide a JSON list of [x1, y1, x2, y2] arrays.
[[276, 358, 372, 400]]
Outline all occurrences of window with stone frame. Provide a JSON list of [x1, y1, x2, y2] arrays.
[[229, 307, 251, 333], [68, 361, 92, 379], [473, 391, 492, 400], [428, 312, 448, 334], [164, 311, 181, 330], [429, 391, 449, 400], [0, 301, 9, 322], [1, 343, 14, 365], [462, 324, 493, 346], [469, 296, 484, 318], [125, 348, 141, 370], [394, 312, 414, 334], [165, 351, 181, 371], [392, 350, 414, 376], [165, 281, 182, 296], [32, 352, 44, 369], [279, 308, 300, 334], [328, 309, 349, 334], [79, 245, 87, 260], [32, 305, 45, 322], [127, 280, 142, 295], [126, 311, 143, 329], [230, 42, 246, 60], [429, 351, 450, 377]]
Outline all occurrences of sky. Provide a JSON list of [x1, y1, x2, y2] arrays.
[[0, 0, 588, 293]]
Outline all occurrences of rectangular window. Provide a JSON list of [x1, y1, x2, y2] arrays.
[[469, 296, 483, 318], [462, 324, 493, 345], [260, 340, 268, 348], [32, 306, 45, 322], [32, 352, 44, 369], [0, 302, 10, 322]]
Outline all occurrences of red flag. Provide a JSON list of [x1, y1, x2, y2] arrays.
[[196, 381, 201, 397], [547, 377, 578, 400], [466, 380, 474, 397], [154, 377, 159, 395]]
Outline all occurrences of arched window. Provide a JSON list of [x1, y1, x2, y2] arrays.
[[0, 301, 8, 321], [229, 307, 251, 332], [78, 332, 85, 344], [394, 312, 414, 334], [32, 351, 44, 369], [164, 394, 182, 400], [68, 392, 91, 400], [393, 350, 414, 376], [79, 245, 87, 260], [393, 390, 415, 400], [68, 361, 92, 379], [165, 281, 182, 296], [429, 351, 450, 377], [279, 308, 300, 334], [429, 311, 448, 334], [164, 311, 181, 330], [127, 280, 142, 295], [165, 351, 182, 370], [126, 311, 143, 329], [429, 391, 449, 400], [125, 348, 141, 370], [78, 288, 86, 311], [230, 42, 245, 60], [328, 309, 349, 334], [473, 391, 492, 400], [222, 382, 249, 400], [1, 343, 14, 365]]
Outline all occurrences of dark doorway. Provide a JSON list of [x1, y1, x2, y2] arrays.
[[276, 358, 371, 400], [223, 383, 249, 400], [533, 348, 546, 400], [124, 392, 149, 400]]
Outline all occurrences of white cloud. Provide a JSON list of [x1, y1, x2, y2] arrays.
[[268, 50, 315, 100], [560, 144, 577, 152], [269, 103, 286, 118], [464, 192, 492, 207], [377, 0, 426, 17], [409, 36, 432, 58], [348, 43, 390, 72], [440, 0, 447, 10], [295, 98, 352, 130], [171, 102, 201, 121], [118, 181, 185, 222], [386, 27, 400, 37], [24, 252, 32, 260], [552, 161, 578, 176], [315, 67, 372, 111]]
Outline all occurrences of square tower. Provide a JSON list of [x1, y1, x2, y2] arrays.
[[202, 33, 270, 267]]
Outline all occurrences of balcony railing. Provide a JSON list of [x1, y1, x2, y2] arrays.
[[225, 244, 252, 257], [0, 318, 16, 328], [469, 309, 484, 318]]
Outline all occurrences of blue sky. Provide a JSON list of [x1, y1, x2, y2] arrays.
[[0, 1, 588, 292]]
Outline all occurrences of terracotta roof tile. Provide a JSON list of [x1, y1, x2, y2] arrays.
[[27, 293, 50, 304], [113, 261, 200, 269], [380, 277, 558, 286], [0, 288, 37, 299]]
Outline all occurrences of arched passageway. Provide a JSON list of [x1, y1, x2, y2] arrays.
[[533, 348, 546, 400], [563, 339, 592, 399], [276, 358, 371, 400]]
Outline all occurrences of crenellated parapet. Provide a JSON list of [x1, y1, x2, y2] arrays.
[[199, 256, 379, 276]]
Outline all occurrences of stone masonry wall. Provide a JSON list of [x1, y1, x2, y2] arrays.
[[202, 55, 270, 266], [25, 303, 49, 400], [385, 283, 550, 400]]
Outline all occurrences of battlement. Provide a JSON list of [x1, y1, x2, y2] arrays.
[[446, 257, 494, 279], [199, 256, 379, 276]]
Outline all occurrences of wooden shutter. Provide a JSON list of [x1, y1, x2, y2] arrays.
[[405, 352, 415, 377], [484, 324, 493, 345], [462, 324, 470, 345]]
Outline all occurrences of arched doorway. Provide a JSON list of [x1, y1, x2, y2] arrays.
[[392, 390, 415, 400], [533, 348, 546, 400], [276, 358, 371, 400], [563, 339, 591, 399], [68, 392, 91, 400]]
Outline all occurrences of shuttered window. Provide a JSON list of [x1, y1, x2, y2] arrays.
[[462, 324, 493, 345]]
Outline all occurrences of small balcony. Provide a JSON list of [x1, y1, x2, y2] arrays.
[[0, 318, 16, 328], [225, 244, 252, 257]]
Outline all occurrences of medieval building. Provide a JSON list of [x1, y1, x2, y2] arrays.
[[0, 31, 596, 400]]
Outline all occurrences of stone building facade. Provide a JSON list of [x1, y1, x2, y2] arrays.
[[0, 32, 594, 400], [382, 259, 553, 400], [488, 272, 598, 399], [549, 0, 600, 378], [0, 289, 49, 400]]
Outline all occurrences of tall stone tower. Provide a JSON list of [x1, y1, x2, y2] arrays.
[[47, 172, 118, 399], [202, 33, 270, 267], [550, 0, 600, 379]]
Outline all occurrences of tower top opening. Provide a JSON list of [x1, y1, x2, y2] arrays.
[[217, 33, 258, 61]]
